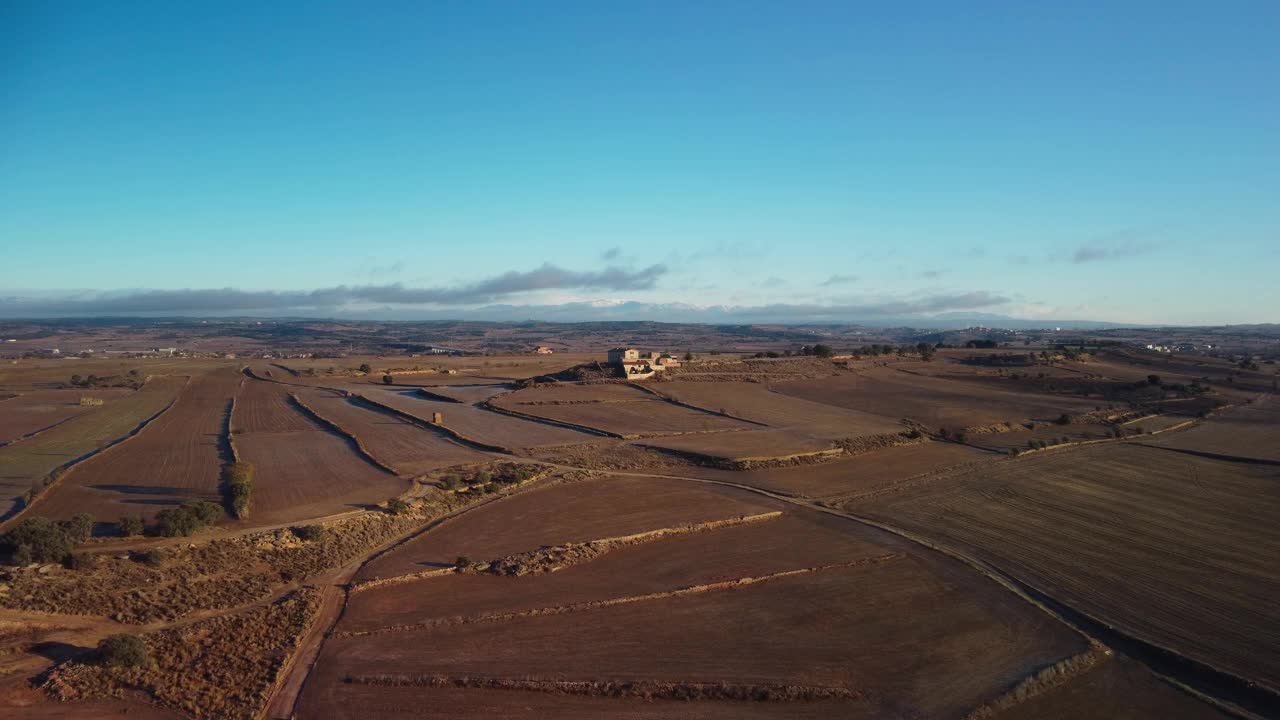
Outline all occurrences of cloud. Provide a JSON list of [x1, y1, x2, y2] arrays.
[[1070, 228, 1162, 264], [0, 263, 669, 316], [920, 270, 944, 279], [819, 274, 858, 287], [601, 247, 622, 261], [762, 276, 787, 288]]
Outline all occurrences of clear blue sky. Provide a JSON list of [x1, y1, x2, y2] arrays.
[[2, 1, 1277, 324]]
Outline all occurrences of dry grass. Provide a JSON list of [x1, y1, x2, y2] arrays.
[[45, 587, 321, 720]]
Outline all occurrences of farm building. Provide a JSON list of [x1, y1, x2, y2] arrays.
[[609, 348, 680, 379], [534, 345, 554, 354]]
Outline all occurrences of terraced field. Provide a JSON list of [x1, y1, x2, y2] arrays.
[[360, 388, 599, 449], [231, 380, 409, 524], [655, 380, 902, 439], [306, 494, 1088, 720], [0, 389, 132, 445], [1138, 397, 1280, 463], [849, 442, 1280, 692], [0, 376, 187, 524], [293, 388, 487, 475], [774, 368, 1099, 432], [31, 369, 243, 525]]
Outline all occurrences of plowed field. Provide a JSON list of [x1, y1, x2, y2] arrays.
[[850, 442, 1280, 691]]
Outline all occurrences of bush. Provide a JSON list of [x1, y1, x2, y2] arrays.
[[1055, 413, 1072, 425], [155, 499, 223, 537], [952, 431, 967, 443], [454, 555, 472, 570], [292, 524, 325, 542], [135, 548, 167, 566], [118, 515, 144, 537], [386, 498, 409, 515], [358, 363, 372, 374], [440, 474, 463, 491], [65, 513, 94, 543], [224, 462, 254, 519], [382, 374, 395, 385], [63, 552, 98, 570], [2, 517, 74, 564], [97, 634, 148, 668]]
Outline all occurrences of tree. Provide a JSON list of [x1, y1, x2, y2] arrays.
[[2, 517, 74, 564], [811, 344, 834, 358], [1147, 374, 1162, 386], [70, 374, 82, 386], [358, 363, 372, 374], [683, 352, 694, 361], [454, 555, 472, 570], [117, 516, 144, 537], [155, 499, 222, 537], [65, 513, 94, 542], [386, 498, 409, 515], [382, 374, 394, 385], [97, 634, 148, 668]]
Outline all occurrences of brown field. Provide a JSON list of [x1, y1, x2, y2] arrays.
[[773, 367, 1100, 431], [307, 553, 1086, 719], [849, 442, 1280, 690], [491, 395, 753, 437], [655, 380, 903, 439], [231, 377, 316, 433], [993, 654, 1231, 720], [0, 376, 186, 523], [31, 369, 242, 525], [684, 440, 987, 498], [412, 383, 512, 403], [1139, 398, 1280, 462], [358, 475, 775, 581], [639, 428, 838, 461], [293, 388, 487, 475], [0, 389, 132, 445], [3, 349, 1273, 719], [232, 380, 408, 524], [361, 388, 599, 448], [341, 512, 887, 631]]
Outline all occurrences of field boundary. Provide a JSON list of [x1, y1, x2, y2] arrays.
[[1132, 442, 1280, 467], [630, 383, 774, 427], [338, 556, 901, 638], [0, 376, 190, 529], [350, 393, 514, 453], [414, 388, 464, 404], [480, 398, 622, 438], [343, 673, 865, 703], [708, 478, 1279, 718], [962, 645, 1110, 718], [289, 392, 401, 475]]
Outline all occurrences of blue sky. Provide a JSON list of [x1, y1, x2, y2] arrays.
[[1, 1, 1277, 324]]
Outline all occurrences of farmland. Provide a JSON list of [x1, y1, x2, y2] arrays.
[[27, 369, 242, 526], [230, 379, 409, 524], [0, 389, 132, 446], [0, 376, 187, 523], [773, 367, 1101, 433], [0, 343, 1271, 720], [848, 442, 1280, 692]]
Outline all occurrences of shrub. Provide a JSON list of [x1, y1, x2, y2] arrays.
[[292, 525, 325, 542], [440, 474, 463, 491], [358, 363, 372, 374], [63, 552, 98, 570], [135, 548, 167, 566], [1008, 448, 1020, 456], [454, 555, 472, 569], [2, 517, 74, 564], [117, 515, 144, 537], [952, 431, 967, 443], [1055, 413, 1072, 425], [382, 374, 395, 385], [155, 499, 223, 537], [97, 634, 148, 668], [224, 462, 254, 519], [386, 498, 409, 515], [64, 513, 95, 542]]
